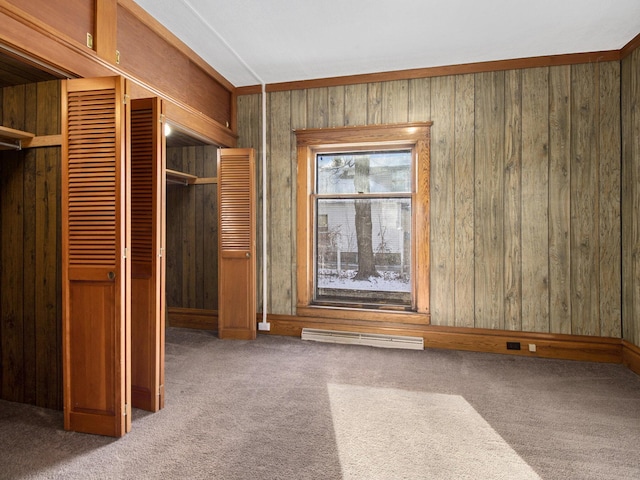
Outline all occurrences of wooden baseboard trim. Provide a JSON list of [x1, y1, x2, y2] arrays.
[[168, 307, 217, 331], [261, 314, 623, 364], [622, 340, 640, 376]]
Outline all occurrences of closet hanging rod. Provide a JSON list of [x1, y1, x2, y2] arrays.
[[0, 139, 22, 151]]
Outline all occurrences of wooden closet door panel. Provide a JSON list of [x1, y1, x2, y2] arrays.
[[218, 148, 256, 340], [130, 97, 165, 412], [62, 76, 131, 437]]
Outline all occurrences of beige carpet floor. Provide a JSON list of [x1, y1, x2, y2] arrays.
[[1, 327, 639, 479]]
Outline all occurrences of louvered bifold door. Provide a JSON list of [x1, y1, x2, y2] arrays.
[[62, 76, 131, 437], [218, 148, 256, 340], [130, 98, 165, 412]]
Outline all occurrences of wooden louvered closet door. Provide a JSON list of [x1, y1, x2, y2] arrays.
[[130, 98, 165, 412], [218, 148, 256, 339], [62, 76, 131, 437]]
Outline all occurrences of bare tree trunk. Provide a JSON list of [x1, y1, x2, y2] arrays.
[[353, 157, 379, 280]]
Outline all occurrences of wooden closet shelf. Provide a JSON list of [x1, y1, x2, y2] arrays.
[[0, 126, 62, 151], [0, 125, 34, 150], [166, 168, 217, 186]]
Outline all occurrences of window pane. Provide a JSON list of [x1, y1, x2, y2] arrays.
[[315, 198, 411, 306], [316, 150, 411, 194]]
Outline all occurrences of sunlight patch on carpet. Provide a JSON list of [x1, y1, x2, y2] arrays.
[[327, 383, 541, 480]]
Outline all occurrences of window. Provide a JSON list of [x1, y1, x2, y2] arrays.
[[295, 123, 431, 324]]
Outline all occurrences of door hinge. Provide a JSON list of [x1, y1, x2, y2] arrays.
[[124, 404, 128, 416], [123, 247, 128, 259], [123, 93, 129, 105], [159, 247, 164, 258]]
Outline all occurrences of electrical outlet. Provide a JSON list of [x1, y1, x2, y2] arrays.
[[506, 342, 521, 350], [258, 322, 271, 331], [529, 344, 537, 352]]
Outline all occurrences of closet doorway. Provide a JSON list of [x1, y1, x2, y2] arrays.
[[164, 127, 219, 331]]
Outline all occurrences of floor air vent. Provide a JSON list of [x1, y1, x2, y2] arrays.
[[301, 328, 424, 350]]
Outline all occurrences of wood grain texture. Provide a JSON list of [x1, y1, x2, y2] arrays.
[[548, 66, 572, 335], [1, 84, 26, 403], [621, 48, 640, 347], [236, 60, 625, 340], [23, 83, 37, 405], [381, 80, 408, 124], [260, 51, 621, 94], [521, 67, 549, 333], [344, 84, 367, 126], [236, 94, 262, 310], [117, 5, 232, 129], [429, 76, 455, 325], [328, 86, 345, 127], [265, 313, 622, 364], [408, 78, 430, 123], [165, 145, 219, 312], [598, 61, 621, 338], [307, 88, 328, 129], [34, 80, 61, 408], [203, 147, 218, 310], [453, 74, 475, 328], [503, 70, 522, 332], [474, 71, 505, 330], [570, 63, 600, 336], [6, 0, 94, 50], [269, 91, 293, 314]]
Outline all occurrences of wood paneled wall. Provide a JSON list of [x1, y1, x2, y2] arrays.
[[237, 61, 622, 338], [0, 80, 62, 409], [166, 146, 218, 311], [622, 47, 640, 348]]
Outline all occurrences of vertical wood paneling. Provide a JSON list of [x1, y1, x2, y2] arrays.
[[237, 94, 262, 310], [269, 91, 293, 314], [1, 85, 26, 403], [328, 86, 345, 127], [307, 88, 328, 128], [571, 63, 600, 336], [620, 54, 632, 343], [237, 59, 625, 339], [408, 78, 431, 122], [165, 145, 219, 312], [194, 147, 205, 309], [503, 70, 522, 331], [182, 148, 196, 308], [548, 66, 572, 335], [521, 67, 550, 332], [165, 149, 183, 307], [344, 84, 367, 126], [598, 61, 621, 338], [453, 74, 475, 328], [203, 147, 218, 310], [381, 80, 409, 124], [621, 49, 640, 346], [23, 83, 37, 404], [430, 76, 455, 325], [367, 83, 382, 125], [474, 71, 505, 329], [34, 80, 61, 408], [290, 90, 307, 314]]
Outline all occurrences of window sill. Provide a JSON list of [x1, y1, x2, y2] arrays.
[[296, 305, 430, 326]]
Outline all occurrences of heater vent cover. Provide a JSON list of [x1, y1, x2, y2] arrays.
[[301, 328, 424, 350]]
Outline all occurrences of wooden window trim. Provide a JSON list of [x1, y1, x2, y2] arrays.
[[295, 122, 431, 325]]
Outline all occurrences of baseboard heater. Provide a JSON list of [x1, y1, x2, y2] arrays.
[[301, 328, 424, 350]]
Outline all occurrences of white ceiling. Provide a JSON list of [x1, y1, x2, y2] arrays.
[[133, 0, 640, 88]]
